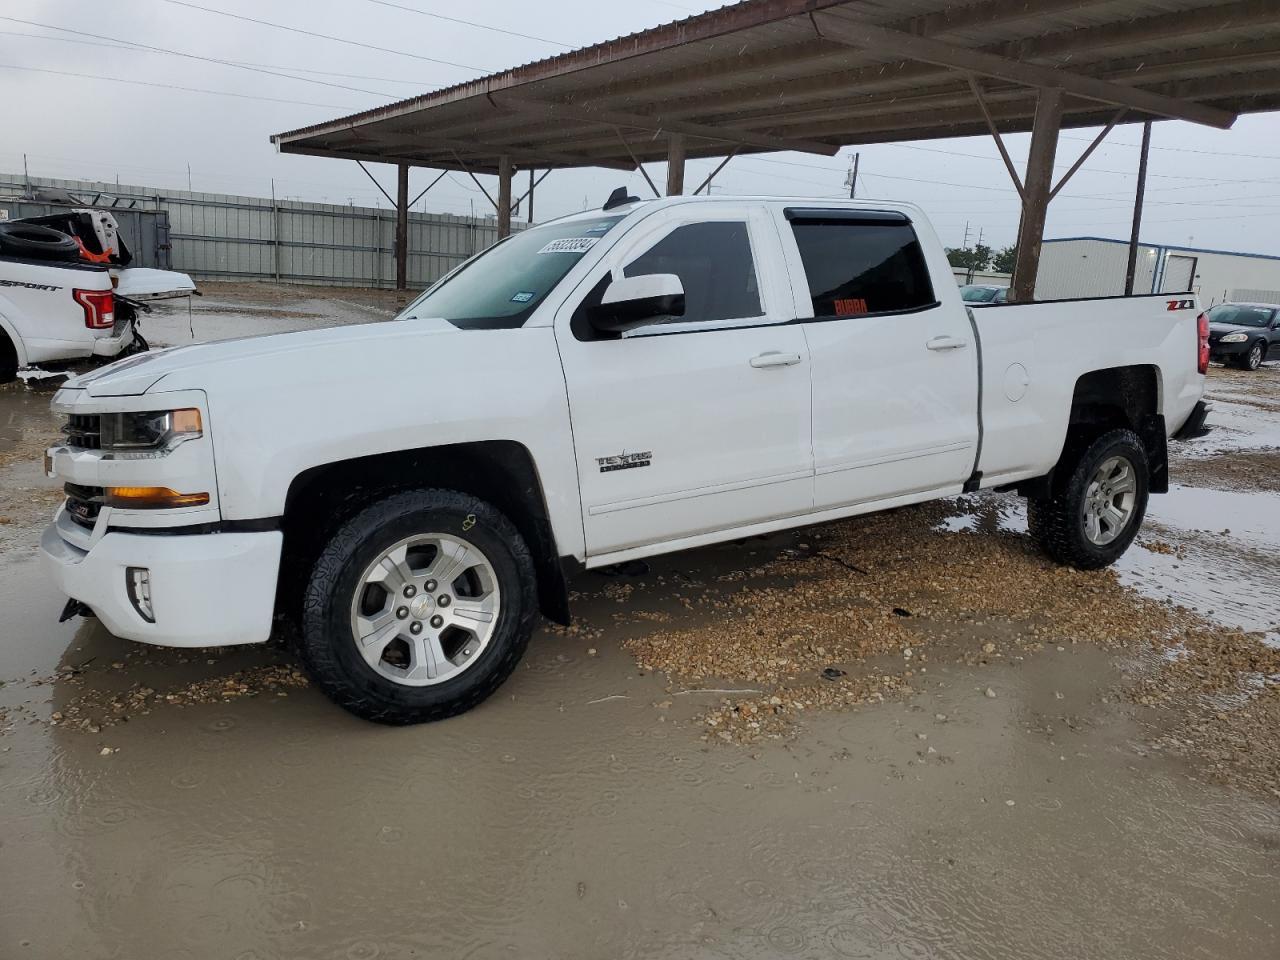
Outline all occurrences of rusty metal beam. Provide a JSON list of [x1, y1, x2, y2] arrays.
[[666, 134, 687, 196], [616, 130, 662, 198], [497, 155, 513, 239], [811, 12, 1237, 129], [492, 96, 840, 157], [1048, 107, 1126, 201], [363, 130, 634, 171], [451, 150, 499, 210], [693, 147, 741, 195], [968, 77, 1024, 201], [1012, 87, 1063, 303], [409, 169, 448, 209], [285, 144, 500, 175], [1125, 120, 1153, 296], [395, 163, 409, 290], [355, 160, 398, 207]]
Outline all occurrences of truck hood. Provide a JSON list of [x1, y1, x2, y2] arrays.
[[72, 318, 454, 396]]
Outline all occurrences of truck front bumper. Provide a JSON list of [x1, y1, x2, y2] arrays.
[[40, 509, 282, 648]]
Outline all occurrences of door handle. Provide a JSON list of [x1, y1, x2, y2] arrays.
[[926, 336, 969, 352], [750, 351, 803, 369]]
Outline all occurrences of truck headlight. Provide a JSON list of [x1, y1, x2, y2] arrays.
[[101, 409, 202, 457], [1219, 332, 1248, 343]]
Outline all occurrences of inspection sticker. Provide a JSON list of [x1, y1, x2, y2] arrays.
[[538, 237, 600, 255], [510, 291, 536, 303]]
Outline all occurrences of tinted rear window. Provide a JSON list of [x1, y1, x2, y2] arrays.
[[789, 219, 936, 318]]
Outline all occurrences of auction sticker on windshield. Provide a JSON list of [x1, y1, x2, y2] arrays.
[[538, 237, 600, 255]]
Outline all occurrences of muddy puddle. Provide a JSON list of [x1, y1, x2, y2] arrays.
[[1, 299, 1277, 958]]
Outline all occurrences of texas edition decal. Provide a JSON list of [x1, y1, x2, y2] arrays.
[[597, 451, 652, 473]]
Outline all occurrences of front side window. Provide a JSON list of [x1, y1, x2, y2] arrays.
[[623, 221, 763, 325], [400, 215, 623, 330], [790, 218, 936, 318]]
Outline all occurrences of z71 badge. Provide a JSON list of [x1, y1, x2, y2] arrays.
[[597, 451, 652, 473], [1166, 298, 1196, 311]]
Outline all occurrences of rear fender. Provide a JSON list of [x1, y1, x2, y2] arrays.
[[0, 310, 28, 367]]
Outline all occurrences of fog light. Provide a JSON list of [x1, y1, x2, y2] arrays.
[[126, 566, 155, 623]]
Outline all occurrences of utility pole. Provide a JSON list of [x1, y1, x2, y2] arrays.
[[846, 152, 860, 199], [187, 163, 192, 192], [962, 221, 971, 249]]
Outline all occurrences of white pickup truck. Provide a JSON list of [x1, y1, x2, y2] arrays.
[[0, 212, 196, 381], [40, 195, 1210, 724]]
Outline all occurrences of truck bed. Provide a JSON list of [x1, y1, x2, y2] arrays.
[[971, 292, 1203, 488]]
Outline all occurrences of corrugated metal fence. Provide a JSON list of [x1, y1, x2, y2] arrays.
[[0, 174, 511, 289]]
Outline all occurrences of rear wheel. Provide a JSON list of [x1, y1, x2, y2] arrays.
[[1027, 429, 1149, 570], [0, 331, 16, 384], [299, 488, 538, 724]]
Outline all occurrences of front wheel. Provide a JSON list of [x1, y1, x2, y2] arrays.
[[299, 489, 538, 724], [1027, 429, 1149, 570], [1241, 341, 1264, 371]]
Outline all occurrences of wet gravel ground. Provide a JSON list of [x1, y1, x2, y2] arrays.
[[1, 288, 1277, 959]]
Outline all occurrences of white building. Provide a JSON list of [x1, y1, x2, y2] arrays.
[[1037, 237, 1280, 306]]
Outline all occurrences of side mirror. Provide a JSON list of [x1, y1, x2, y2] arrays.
[[588, 274, 685, 334]]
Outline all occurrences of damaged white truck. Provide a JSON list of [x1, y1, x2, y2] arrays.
[[40, 195, 1209, 724], [0, 209, 196, 382]]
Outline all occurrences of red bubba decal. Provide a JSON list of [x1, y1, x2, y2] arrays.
[[834, 298, 869, 315]]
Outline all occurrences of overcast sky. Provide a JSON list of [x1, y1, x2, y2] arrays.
[[3, 0, 1278, 255]]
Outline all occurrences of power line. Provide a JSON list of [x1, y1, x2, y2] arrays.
[[1060, 133, 1280, 162], [160, 0, 490, 73], [365, 0, 573, 48], [0, 29, 451, 87], [0, 63, 349, 109], [0, 15, 397, 99]]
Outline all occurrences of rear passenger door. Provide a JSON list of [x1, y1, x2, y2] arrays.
[[778, 208, 979, 511]]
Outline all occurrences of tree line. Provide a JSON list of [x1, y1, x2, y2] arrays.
[[945, 243, 1017, 275]]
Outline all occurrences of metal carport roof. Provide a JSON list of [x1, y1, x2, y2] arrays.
[[271, 0, 1280, 294]]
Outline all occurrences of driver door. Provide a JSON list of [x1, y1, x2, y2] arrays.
[[553, 205, 814, 561]]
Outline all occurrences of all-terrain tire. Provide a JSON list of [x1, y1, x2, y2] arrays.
[[1027, 428, 1149, 571], [299, 488, 538, 725]]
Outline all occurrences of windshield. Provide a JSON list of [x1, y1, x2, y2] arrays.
[[960, 285, 1000, 302], [400, 215, 624, 330], [1207, 304, 1275, 328]]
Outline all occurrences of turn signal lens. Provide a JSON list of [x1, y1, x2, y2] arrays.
[[170, 409, 202, 435], [105, 487, 210, 509]]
